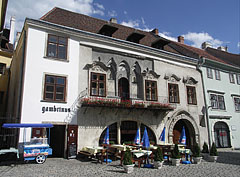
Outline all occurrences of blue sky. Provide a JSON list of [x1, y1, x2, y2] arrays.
[[5, 0, 240, 54]]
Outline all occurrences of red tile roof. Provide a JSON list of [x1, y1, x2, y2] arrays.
[[40, 7, 169, 48]]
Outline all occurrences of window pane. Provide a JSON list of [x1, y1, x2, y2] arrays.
[[46, 76, 55, 83], [45, 93, 54, 99], [92, 74, 97, 80], [91, 88, 97, 95], [99, 82, 104, 88], [46, 85, 54, 92], [99, 88, 105, 96], [99, 75, 105, 81], [48, 35, 58, 43], [56, 77, 65, 85], [151, 82, 155, 87], [59, 37, 67, 45], [91, 82, 97, 88], [56, 86, 64, 93], [56, 94, 64, 100], [58, 45, 67, 59], [47, 43, 57, 57]]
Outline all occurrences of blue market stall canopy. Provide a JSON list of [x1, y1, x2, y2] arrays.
[[2, 123, 54, 128]]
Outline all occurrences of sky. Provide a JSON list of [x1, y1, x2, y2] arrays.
[[5, 0, 240, 54]]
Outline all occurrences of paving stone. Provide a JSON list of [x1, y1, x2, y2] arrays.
[[0, 149, 239, 177]]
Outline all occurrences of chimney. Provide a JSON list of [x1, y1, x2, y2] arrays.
[[109, 18, 117, 24], [151, 28, 159, 35], [217, 46, 228, 52], [9, 16, 15, 44], [201, 42, 212, 49], [178, 36, 184, 44]]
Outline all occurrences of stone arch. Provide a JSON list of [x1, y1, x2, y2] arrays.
[[117, 60, 130, 79], [167, 109, 200, 145], [107, 58, 117, 80], [99, 119, 157, 145]]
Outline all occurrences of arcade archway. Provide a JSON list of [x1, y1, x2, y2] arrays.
[[99, 121, 156, 145]]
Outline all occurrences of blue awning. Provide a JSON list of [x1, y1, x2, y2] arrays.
[[2, 123, 54, 128]]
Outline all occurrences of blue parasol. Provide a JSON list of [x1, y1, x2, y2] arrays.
[[179, 126, 186, 145], [134, 128, 140, 145], [179, 126, 191, 164], [102, 127, 111, 163], [159, 127, 166, 142], [141, 127, 153, 168], [103, 127, 109, 145]]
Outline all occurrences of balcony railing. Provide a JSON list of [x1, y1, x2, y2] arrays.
[[79, 91, 175, 111]]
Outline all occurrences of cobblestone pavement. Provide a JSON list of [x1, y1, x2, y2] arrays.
[[0, 149, 240, 177]]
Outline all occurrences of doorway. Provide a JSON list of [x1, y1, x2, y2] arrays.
[[214, 121, 231, 148], [173, 119, 195, 148], [48, 125, 66, 158], [118, 78, 129, 100]]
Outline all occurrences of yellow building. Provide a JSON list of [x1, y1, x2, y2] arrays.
[[0, 47, 12, 115]]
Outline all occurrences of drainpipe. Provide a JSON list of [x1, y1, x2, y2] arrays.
[[197, 57, 212, 148]]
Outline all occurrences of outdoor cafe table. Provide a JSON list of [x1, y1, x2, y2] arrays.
[[131, 149, 152, 158], [81, 146, 103, 155]]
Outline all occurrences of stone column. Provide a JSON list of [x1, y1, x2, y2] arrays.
[[117, 122, 121, 144]]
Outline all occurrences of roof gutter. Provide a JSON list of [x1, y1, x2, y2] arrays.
[[25, 18, 199, 65]]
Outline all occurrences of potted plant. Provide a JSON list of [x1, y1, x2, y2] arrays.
[[122, 148, 134, 173], [171, 144, 181, 166], [208, 142, 218, 162], [154, 147, 164, 169], [201, 142, 209, 160], [192, 143, 202, 164]]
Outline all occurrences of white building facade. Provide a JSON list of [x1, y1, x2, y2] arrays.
[[8, 8, 209, 157], [200, 58, 240, 149]]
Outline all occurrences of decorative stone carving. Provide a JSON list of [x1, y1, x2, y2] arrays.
[[142, 68, 160, 79], [183, 77, 198, 85], [164, 74, 181, 82], [84, 61, 110, 72]]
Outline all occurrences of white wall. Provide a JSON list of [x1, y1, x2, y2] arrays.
[[18, 27, 80, 142], [202, 66, 240, 149]]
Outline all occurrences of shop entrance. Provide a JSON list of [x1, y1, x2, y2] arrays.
[[214, 121, 231, 148], [173, 119, 195, 148], [48, 125, 66, 158]]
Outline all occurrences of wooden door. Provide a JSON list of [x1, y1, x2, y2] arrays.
[[67, 125, 78, 158], [173, 129, 181, 144]]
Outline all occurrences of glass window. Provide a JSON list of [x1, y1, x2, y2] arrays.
[[215, 70, 221, 80], [47, 34, 67, 60], [90, 73, 106, 97], [44, 75, 66, 102], [145, 80, 157, 101], [0, 63, 6, 74], [234, 97, 240, 111], [236, 74, 240, 85], [210, 94, 225, 110], [168, 83, 179, 103], [187, 86, 197, 105], [229, 73, 235, 83], [207, 68, 213, 79]]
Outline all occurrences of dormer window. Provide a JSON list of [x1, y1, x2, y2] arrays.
[[98, 25, 118, 37], [151, 39, 169, 50], [126, 32, 145, 44]]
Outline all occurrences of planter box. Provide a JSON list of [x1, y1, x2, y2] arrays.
[[172, 158, 181, 166], [208, 156, 218, 162], [193, 157, 202, 164], [154, 161, 163, 169], [201, 153, 209, 161], [123, 164, 135, 173]]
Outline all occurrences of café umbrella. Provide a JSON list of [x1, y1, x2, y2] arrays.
[[159, 127, 166, 142], [141, 127, 153, 168], [134, 128, 140, 145], [102, 127, 111, 163], [179, 126, 186, 145]]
